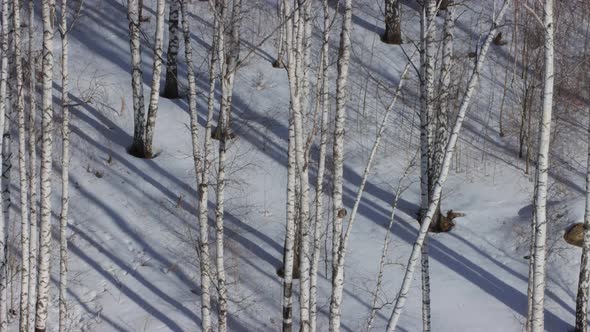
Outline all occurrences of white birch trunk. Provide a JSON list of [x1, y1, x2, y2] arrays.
[[35, 0, 56, 329], [420, 2, 436, 330], [13, 0, 30, 328], [280, 3, 296, 331], [27, 0, 38, 326], [386, 3, 510, 330], [283, 1, 312, 330], [575, 108, 590, 332], [181, 0, 213, 329], [143, 0, 166, 157], [58, 0, 70, 329], [0, 0, 8, 327], [215, 1, 231, 330], [127, 0, 146, 156], [529, 1, 554, 330], [309, 1, 330, 330], [329, 1, 352, 327]]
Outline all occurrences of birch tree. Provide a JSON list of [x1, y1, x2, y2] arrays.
[[142, 0, 166, 158], [127, 0, 147, 156], [13, 0, 30, 328], [35, 0, 56, 329], [181, 0, 214, 329], [382, 0, 402, 44], [386, 2, 510, 330], [575, 109, 590, 332], [27, 0, 38, 326], [214, 1, 229, 329], [309, 0, 331, 330], [329, 1, 353, 328], [527, 0, 554, 330], [163, 0, 180, 99], [419, 1, 438, 329], [213, 0, 243, 330], [0, 0, 9, 327], [282, 0, 313, 329], [58, 0, 71, 328]]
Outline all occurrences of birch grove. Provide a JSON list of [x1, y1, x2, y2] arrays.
[[0, 0, 582, 330]]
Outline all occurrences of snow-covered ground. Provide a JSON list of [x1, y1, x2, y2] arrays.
[[23, 0, 588, 330]]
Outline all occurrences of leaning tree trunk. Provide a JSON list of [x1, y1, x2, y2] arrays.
[[13, 0, 31, 329], [386, 2, 510, 330], [143, 0, 166, 158], [527, 0, 554, 331], [163, 0, 180, 99], [127, 0, 146, 156], [0, 0, 9, 327], [382, 0, 402, 44], [35, 0, 56, 330], [58, 0, 71, 329], [575, 110, 590, 332]]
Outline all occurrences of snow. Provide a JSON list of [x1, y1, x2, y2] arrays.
[[20, 0, 587, 330]]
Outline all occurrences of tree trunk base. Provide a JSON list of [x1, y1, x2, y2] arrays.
[[272, 58, 285, 68], [161, 89, 180, 100], [128, 143, 155, 159], [211, 126, 236, 141], [381, 27, 402, 45]]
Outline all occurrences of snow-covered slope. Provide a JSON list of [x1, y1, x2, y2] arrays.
[[27, 0, 587, 330]]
